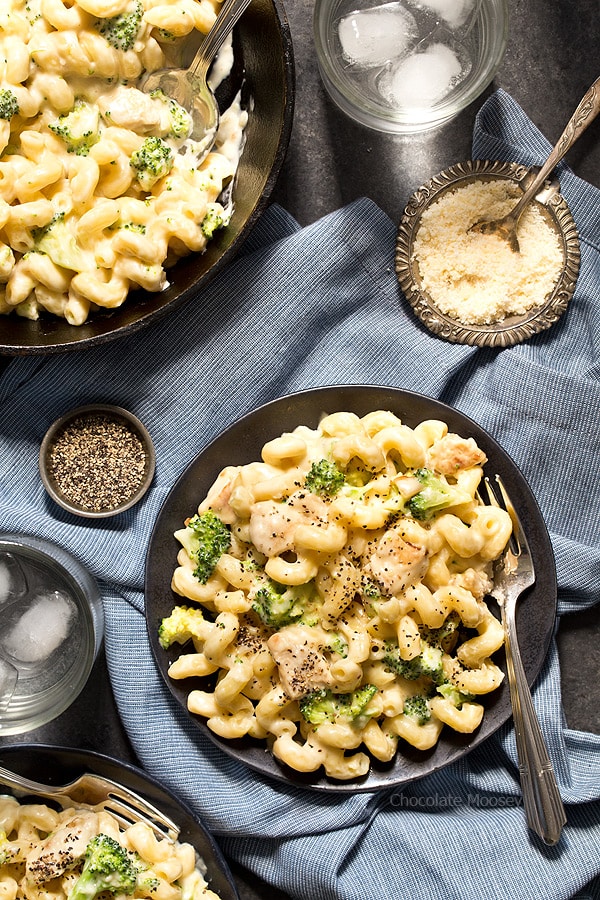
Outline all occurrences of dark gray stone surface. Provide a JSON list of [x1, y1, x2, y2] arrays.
[[1, 0, 599, 897]]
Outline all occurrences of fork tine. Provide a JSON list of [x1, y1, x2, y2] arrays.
[[494, 474, 532, 556], [482, 475, 527, 559], [99, 798, 178, 841], [480, 476, 499, 508], [67, 774, 179, 841]]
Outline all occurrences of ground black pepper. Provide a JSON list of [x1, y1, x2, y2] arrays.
[[47, 413, 147, 512]]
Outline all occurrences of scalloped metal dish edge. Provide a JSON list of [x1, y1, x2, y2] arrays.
[[395, 159, 581, 348]]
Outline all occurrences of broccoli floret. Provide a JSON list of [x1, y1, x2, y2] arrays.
[[136, 872, 160, 894], [149, 89, 192, 139], [304, 459, 345, 498], [48, 100, 100, 156], [95, 1, 143, 51], [201, 203, 228, 239], [436, 682, 475, 709], [383, 641, 445, 685], [325, 632, 348, 658], [252, 578, 315, 628], [68, 834, 136, 900], [405, 468, 471, 521], [299, 684, 378, 726], [128, 852, 161, 893], [361, 576, 387, 614], [403, 694, 431, 725], [0, 88, 19, 120], [158, 605, 206, 650], [119, 222, 146, 234], [361, 577, 381, 600], [33, 213, 87, 272], [176, 511, 231, 584], [130, 136, 174, 190]]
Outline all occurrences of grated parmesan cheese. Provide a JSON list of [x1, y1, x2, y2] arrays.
[[412, 178, 564, 325]]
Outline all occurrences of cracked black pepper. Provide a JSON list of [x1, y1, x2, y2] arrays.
[[47, 413, 147, 511]]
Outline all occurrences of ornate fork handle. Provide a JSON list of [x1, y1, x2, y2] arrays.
[[502, 604, 566, 845]]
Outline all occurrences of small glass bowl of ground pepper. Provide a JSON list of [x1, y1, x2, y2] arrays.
[[39, 405, 156, 518]]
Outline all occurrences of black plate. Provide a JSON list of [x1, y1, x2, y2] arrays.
[[0, 744, 239, 900], [0, 0, 294, 356], [145, 386, 557, 792]]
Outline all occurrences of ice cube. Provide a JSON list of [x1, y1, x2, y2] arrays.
[[410, 0, 478, 30], [338, 1, 418, 68], [0, 590, 78, 665], [378, 41, 464, 106], [0, 658, 18, 710], [0, 552, 28, 607]]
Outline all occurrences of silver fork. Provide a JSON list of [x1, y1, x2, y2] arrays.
[[0, 766, 179, 842], [483, 475, 566, 846]]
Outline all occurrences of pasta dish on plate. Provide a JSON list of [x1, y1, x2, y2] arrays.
[[0, 0, 246, 325], [158, 409, 512, 781], [0, 795, 220, 900]]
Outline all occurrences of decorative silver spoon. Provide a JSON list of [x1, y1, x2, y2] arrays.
[[142, 0, 253, 156], [470, 75, 600, 251]]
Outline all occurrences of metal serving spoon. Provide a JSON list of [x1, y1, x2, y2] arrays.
[[141, 0, 253, 155], [470, 75, 600, 252]]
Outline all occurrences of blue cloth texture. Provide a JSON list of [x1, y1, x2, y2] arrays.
[[1, 89, 599, 899]]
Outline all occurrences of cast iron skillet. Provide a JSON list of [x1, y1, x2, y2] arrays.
[[145, 385, 558, 792], [0, 744, 240, 900], [0, 0, 294, 356]]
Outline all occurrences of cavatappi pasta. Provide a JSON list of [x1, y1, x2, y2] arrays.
[[0, 0, 247, 325], [0, 794, 220, 900], [160, 410, 512, 781]]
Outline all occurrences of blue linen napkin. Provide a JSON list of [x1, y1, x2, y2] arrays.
[[1, 89, 600, 899]]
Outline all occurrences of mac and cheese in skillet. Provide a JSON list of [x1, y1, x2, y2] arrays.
[[159, 410, 512, 781], [0, 0, 247, 324], [0, 795, 220, 899]]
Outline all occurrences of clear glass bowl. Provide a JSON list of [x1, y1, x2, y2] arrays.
[[313, 0, 509, 133], [0, 535, 104, 735]]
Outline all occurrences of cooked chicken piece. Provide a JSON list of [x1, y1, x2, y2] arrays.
[[268, 625, 332, 699], [198, 465, 240, 524], [287, 490, 330, 520], [427, 433, 487, 475], [450, 566, 493, 601], [97, 86, 167, 133], [249, 500, 302, 557], [369, 526, 428, 595], [26, 811, 98, 885]]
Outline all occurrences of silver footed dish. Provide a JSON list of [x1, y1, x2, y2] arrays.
[[395, 159, 581, 348]]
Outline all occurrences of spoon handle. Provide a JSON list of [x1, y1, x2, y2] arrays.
[[189, 0, 254, 80], [511, 75, 600, 220]]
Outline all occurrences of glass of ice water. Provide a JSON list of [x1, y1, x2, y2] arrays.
[[313, 0, 509, 133], [0, 535, 104, 735]]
